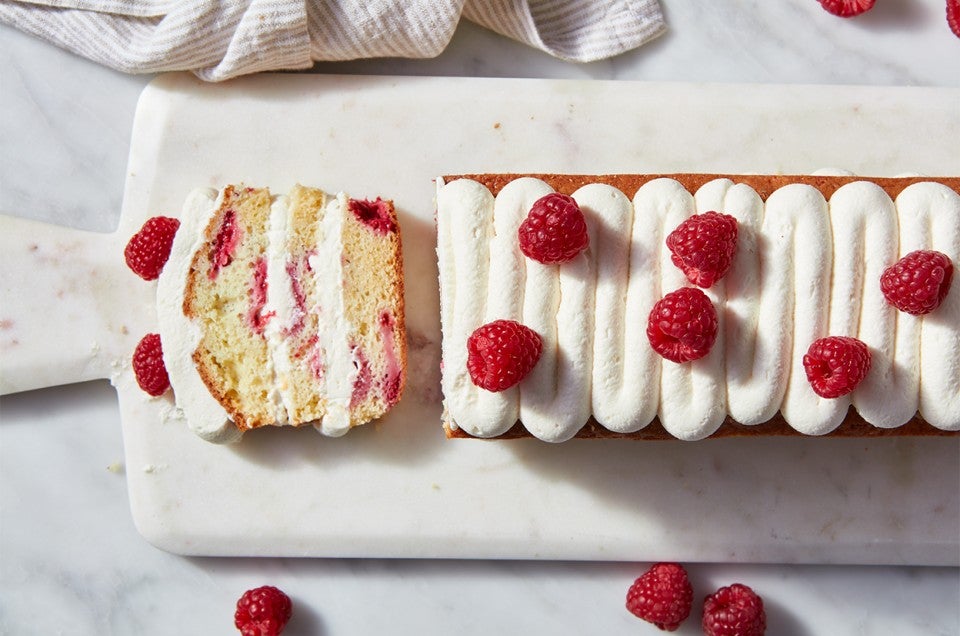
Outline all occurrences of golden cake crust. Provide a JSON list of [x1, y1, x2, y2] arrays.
[[451, 173, 960, 201], [440, 173, 960, 440]]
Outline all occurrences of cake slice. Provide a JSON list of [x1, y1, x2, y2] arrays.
[[436, 173, 960, 442], [182, 185, 278, 429], [157, 183, 406, 442]]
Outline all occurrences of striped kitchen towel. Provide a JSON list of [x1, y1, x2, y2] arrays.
[[0, 1, 665, 81]]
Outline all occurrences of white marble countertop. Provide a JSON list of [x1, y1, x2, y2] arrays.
[[2, 3, 959, 634]]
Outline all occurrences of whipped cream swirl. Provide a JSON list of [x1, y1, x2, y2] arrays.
[[436, 177, 960, 441]]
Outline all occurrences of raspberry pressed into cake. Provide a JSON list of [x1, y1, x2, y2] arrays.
[[155, 183, 406, 442]]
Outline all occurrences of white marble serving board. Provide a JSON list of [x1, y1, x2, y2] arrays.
[[2, 73, 958, 564]]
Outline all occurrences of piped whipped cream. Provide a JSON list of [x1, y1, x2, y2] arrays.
[[436, 177, 960, 441]]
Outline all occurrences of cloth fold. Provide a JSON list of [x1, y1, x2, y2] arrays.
[[0, 0, 665, 81]]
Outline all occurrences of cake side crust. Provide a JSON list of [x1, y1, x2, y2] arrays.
[[449, 173, 960, 201]]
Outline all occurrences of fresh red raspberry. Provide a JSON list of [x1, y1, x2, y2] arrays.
[[124, 216, 180, 281], [803, 336, 872, 399], [466, 319, 543, 392], [209, 210, 241, 280], [819, 0, 875, 17], [949, 0, 960, 38], [702, 583, 766, 636], [646, 288, 718, 363], [625, 562, 693, 631], [665, 211, 739, 288], [518, 193, 589, 264], [234, 586, 293, 636], [132, 333, 170, 397], [880, 250, 954, 315], [349, 197, 396, 235]]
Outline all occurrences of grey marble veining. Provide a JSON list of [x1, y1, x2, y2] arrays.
[[2, 5, 960, 635]]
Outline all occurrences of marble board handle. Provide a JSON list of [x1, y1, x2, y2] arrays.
[[0, 215, 142, 395]]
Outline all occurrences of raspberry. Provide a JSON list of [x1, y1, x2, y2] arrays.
[[246, 258, 273, 335], [880, 250, 954, 315], [234, 586, 293, 636], [950, 0, 960, 38], [467, 319, 542, 392], [702, 583, 766, 636], [625, 562, 693, 631], [349, 197, 396, 235], [646, 288, 718, 363], [209, 210, 241, 280], [124, 216, 180, 281], [518, 193, 589, 264], [803, 336, 872, 399], [132, 333, 170, 397], [350, 345, 373, 406], [819, 0, 875, 17], [665, 211, 738, 288]]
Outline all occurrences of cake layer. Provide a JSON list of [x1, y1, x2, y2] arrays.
[[158, 183, 406, 443], [339, 196, 407, 427], [183, 185, 278, 430], [436, 173, 960, 442]]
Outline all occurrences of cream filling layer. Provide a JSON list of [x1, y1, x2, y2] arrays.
[[263, 195, 298, 425], [308, 193, 358, 437], [437, 177, 960, 441]]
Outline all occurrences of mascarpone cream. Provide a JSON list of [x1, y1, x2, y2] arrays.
[[436, 177, 960, 441], [308, 193, 359, 437]]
